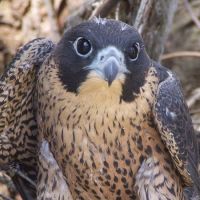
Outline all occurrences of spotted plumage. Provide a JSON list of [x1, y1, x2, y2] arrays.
[[0, 38, 54, 199], [37, 140, 73, 200], [0, 18, 199, 200], [36, 18, 200, 199]]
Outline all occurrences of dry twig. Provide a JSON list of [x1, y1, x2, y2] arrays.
[[44, 0, 60, 41], [193, 122, 200, 125], [2, 164, 36, 188], [132, 0, 178, 60], [14, 170, 36, 187], [190, 109, 200, 115], [187, 88, 200, 108], [115, 1, 120, 20], [184, 0, 200, 29], [66, 0, 97, 28], [89, 0, 120, 19], [134, 0, 153, 34], [32, 0, 41, 33], [161, 51, 200, 60], [0, 193, 14, 200]]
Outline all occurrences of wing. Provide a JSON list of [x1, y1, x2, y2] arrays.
[[37, 140, 73, 200], [153, 65, 200, 191], [0, 38, 54, 199]]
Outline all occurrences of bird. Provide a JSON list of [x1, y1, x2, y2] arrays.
[[1, 18, 200, 200], [35, 18, 200, 200], [0, 38, 54, 200]]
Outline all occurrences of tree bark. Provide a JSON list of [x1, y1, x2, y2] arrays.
[[133, 0, 178, 61]]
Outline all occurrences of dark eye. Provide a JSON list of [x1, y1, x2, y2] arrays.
[[127, 42, 140, 60], [74, 37, 92, 57]]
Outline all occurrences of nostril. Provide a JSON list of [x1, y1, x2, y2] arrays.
[[100, 56, 104, 61]]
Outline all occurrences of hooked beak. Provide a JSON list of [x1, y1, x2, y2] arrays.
[[103, 57, 119, 85], [86, 46, 129, 86]]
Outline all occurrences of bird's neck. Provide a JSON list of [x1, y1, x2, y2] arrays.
[[38, 57, 159, 114]]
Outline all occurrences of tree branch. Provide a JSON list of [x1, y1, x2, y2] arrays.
[[161, 51, 200, 60], [134, 0, 153, 34], [190, 109, 200, 115], [0, 193, 14, 200], [66, 0, 97, 28], [115, 2, 120, 20], [187, 88, 200, 108], [89, 0, 120, 19], [44, 0, 60, 41], [184, 0, 200, 29], [133, 0, 178, 61]]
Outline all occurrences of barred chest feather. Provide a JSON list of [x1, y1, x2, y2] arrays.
[[36, 59, 182, 200]]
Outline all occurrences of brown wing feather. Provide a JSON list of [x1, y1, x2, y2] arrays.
[[0, 38, 54, 199]]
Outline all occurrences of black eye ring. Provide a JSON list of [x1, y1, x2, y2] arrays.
[[73, 37, 92, 57], [127, 42, 140, 61]]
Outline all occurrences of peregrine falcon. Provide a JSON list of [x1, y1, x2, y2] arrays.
[[36, 18, 200, 200], [1, 18, 199, 200], [0, 38, 54, 199]]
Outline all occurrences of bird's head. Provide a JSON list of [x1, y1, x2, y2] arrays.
[[53, 18, 151, 102]]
